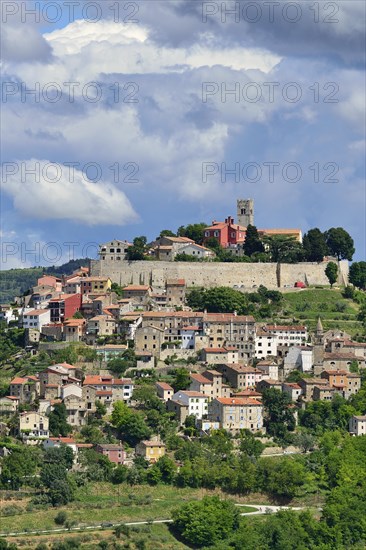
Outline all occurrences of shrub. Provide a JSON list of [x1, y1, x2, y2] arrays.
[[54, 511, 67, 525]]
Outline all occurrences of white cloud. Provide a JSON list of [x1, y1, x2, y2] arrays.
[[2, 159, 139, 226]]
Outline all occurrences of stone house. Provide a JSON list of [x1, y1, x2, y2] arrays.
[[0, 396, 19, 414], [313, 385, 336, 401], [63, 318, 86, 342], [10, 376, 39, 403], [166, 279, 186, 306], [282, 383, 302, 402], [216, 364, 262, 390], [208, 397, 263, 433]]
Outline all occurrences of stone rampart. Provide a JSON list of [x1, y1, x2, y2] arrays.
[[90, 259, 348, 289]]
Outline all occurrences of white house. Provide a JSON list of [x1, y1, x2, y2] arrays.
[[22, 309, 51, 331], [19, 411, 49, 440], [255, 328, 277, 358], [177, 243, 215, 259], [171, 391, 208, 419], [349, 415, 366, 436]]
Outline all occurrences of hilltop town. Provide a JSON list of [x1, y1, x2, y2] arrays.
[[0, 200, 366, 548]]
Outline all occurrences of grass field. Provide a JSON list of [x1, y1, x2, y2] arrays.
[[280, 288, 363, 336], [0, 483, 257, 536]]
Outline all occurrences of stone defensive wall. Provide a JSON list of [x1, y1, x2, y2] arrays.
[[90, 259, 348, 289]]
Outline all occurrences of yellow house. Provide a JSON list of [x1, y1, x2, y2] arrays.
[[81, 277, 112, 295], [135, 439, 166, 463]]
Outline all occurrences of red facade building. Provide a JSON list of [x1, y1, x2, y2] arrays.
[[204, 216, 246, 248], [48, 293, 82, 323]]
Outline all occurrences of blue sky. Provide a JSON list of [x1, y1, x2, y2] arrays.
[[1, 0, 365, 268]]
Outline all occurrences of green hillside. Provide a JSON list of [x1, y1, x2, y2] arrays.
[[0, 259, 89, 303], [281, 288, 362, 336]]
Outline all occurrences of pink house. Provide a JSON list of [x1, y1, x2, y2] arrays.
[[95, 443, 125, 464], [37, 275, 62, 292]]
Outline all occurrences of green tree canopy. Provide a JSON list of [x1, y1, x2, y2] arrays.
[[325, 261, 338, 287], [177, 223, 208, 245], [126, 236, 148, 261], [303, 228, 328, 262], [243, 225, 265, 257], [349, 261, 366, 290], [325, 227, 355, 261], [172, 496, 240, 547], [49, 403, 72, 437], [262, 235, 305, 263], [262, 388, 296, 439]]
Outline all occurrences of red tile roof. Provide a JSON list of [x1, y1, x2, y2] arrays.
[[156, 382, 174, 391], [216, 397, 262, 406], [190, 373, 212, 384]]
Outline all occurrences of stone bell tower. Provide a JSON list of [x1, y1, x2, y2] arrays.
[[237, 199, 254, 227]]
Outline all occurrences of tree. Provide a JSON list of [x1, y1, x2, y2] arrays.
[[177, 223, 208, 245], [325, 262, 338, 287], [172, 496, 240, 547], [349, 359, 359, 374], [0, 446, 41, 490], [171, 368, 190, 391], [325, 227, 355, 261], [49, 403, 72, 437], [262, 389, 296, 439], [126, 236, 148, 261], [303, 228, 328, 262], [243, 225, 265, 257], [239, 431, 264, 459], [262, 235, 305, 263], [349, 261, 366, 290], [158, 229, 176, 238], [258, 458, 311, 499]]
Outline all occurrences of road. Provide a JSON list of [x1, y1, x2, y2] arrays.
[[0, 505, 311, 537]]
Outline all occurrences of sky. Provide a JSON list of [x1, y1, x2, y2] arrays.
[[1, 0, 365, 268]]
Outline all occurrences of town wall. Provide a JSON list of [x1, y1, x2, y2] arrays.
[[90, 259, 348, 289]]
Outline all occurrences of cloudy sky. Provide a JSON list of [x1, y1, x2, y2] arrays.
[[1, 0, 365, 267]]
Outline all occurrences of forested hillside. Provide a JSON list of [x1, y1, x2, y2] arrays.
[[0, 259, 89, 303]]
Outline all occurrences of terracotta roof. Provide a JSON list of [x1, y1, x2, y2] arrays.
[[166, 279, 186, 286], [23, 309, 50, 316], [83, 375, 132, 386], [181, 325, 200, 331], [283, 383, 301, 389], [321, 369, 349, 376], [204, 313, 255, 322], [175, 391, 207, 398], [49, 437, 76, 444], [223, 363, 261, 373], [204, 348, 227, 353], [10, 377, 27, 384], [233, 390, 262, 397], [216, 397, 262, 406], [2, 396, 19, 400], [82, 277, 110, 282], [63, 319, 85, 326], [190, 373, 212, 384], [96, 390, 112, 396], [49, 294, 80, 302], [156, 382, 174, 390], [266, 325, 306, 331]]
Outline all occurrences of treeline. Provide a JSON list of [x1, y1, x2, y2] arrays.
[[187, 285, 283, 318]]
